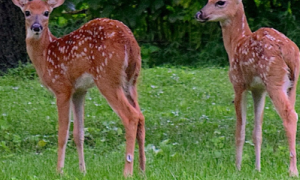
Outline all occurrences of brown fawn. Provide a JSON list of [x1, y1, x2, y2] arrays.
[[12, 0, 145, 177], [195, 0, 299, 176]]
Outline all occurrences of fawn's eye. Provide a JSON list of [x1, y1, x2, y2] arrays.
[[44, 11, 49, 17], [25, 11, 31, 17], [216, 1, 226, 6]]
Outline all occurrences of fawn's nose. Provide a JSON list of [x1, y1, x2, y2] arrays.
[[31, 23, 43, 33], [195, 11, 209, 22], [195, 11, 202, 20]]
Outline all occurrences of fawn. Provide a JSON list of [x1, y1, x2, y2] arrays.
[[195, 0, 299, 176], [12, 0, 145, 177]]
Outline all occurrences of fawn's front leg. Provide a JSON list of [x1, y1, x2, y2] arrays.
[[56, 93, 72, 174], [251, 90, 266, 172], [234, 87, 247, 171], [72, 91, 87, 173]]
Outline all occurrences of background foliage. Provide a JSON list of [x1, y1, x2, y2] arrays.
[[48, 0, 300, 67]]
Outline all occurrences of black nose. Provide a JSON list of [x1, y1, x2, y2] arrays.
[[31, 23, 43, 32], [195, 11, 202, 20]]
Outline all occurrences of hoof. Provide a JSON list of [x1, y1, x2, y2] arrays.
[[289, 171, 299, 177]]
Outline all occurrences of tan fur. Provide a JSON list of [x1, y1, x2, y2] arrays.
[[12, 0, 145, 177], [196, 0, 299, 176]]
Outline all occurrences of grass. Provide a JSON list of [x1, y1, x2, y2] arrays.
[[0, 65, 299, 179]]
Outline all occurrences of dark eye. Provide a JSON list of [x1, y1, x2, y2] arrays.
[[25, 11, 31, 17], [216, 1, 226, 6], [44, 11, 49, 17]]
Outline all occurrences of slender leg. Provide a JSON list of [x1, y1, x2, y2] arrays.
[[96, 84, 140, 177], [251, 89, 266, 172], [268, 88, 298, 177], [129, 86, 146, 172], [234, 88, 247, 171], [56, 93, 72, 174], [72, 91, 87, 173], [137, 118, 145, 172]]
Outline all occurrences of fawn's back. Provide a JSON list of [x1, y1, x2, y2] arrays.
[[232, 27, 300, 89], [43, 18, 141, 93]]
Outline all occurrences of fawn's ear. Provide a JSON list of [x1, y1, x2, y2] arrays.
[[12, 0, 29, 9], [46, 0, 65, 9]]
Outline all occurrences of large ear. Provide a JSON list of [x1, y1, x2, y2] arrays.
[[47, 0, 65, 9], [12, 0, 29, 9]]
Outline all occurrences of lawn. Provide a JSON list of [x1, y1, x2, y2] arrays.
[[0, 66, 299, 179]]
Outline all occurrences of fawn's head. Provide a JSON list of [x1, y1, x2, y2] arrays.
[[195, 0, 242, 23], [12, 0, 64, 39]]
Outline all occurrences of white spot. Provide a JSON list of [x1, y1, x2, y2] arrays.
[[265, 34, 276, 41], [107, 32, 116, 38], [126, 154, 132, 163], [105, 58, 108, 65], [241, 15, 245, 37], [61, 63, 67, 73], [47, 69, 52, 76], [249, 58, 254, 63], [242, 49, 247, 55], [251, 40, 257, 47], [124, 45, 129, 68]]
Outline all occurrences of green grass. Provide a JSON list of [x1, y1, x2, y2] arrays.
[[0, 66, 299, 179]]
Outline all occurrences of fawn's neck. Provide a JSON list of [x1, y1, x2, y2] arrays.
[[26, 28, 56, 79], [220, 3, 252, 63]]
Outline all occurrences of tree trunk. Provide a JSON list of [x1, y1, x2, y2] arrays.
[[0, 0, 27, 74]]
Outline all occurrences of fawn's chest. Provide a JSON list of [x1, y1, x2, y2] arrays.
[[229, 37, 277, 86], [74, 73, 95, 91]]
